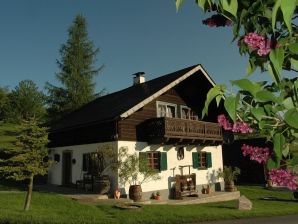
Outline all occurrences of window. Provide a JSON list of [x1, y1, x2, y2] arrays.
[[180, 106, 198, 120], [147, 152, 160, 170], [157, 101, 177, 118], [192, 151, 212, 169], [139, 151, 167, 171], [82, 153, 92, 172]]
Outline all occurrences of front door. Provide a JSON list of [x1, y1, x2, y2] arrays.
[[62, 151, 72, 186]]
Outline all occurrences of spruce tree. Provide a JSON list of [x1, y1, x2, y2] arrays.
[[0, 118, 49, 211], [46, 14, 102, 122]]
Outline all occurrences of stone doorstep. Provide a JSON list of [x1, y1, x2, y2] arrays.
[[66, 191, 240, 206]]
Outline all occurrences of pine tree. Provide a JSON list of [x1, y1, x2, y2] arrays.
[[46, 15, 102, 122], [0, 118, 49, 211], [6, 80, 46, 122]]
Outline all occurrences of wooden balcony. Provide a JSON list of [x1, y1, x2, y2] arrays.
[[143, 117, 223, 145]]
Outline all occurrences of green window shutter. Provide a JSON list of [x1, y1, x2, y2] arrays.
[[206, 152, 212, 168], [192, 152, 199, 169], [139, 152, 147, 172], [160, 152, 167, 171]]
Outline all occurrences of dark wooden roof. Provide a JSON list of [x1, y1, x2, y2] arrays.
[[51, 64, 214, 132]]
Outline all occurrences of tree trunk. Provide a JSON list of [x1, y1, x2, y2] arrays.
[[24, 175, 34, 211]]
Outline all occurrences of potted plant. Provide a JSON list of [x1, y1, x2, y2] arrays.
[[151, 192, 156, 200], [89, 144, 118, 194], [118, 147, 161, 202], [155, 191, 161, 200], [217, 166, 240, 192]]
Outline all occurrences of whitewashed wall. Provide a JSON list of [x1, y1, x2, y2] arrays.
[[48, 142, 117, 185], [48, 140, 223, 196], [117, 141, 223, 194]]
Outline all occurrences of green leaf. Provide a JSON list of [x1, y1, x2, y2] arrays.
[[269, 48, 284, 79], [202, 85, 225, 118], [224, 94, 239, 122], [283, 97, 295, 109], [246, 58, 256, 76], [268, 62, 281, 84], [284, 108, 298, 129], [196, 0, 206, 9], [230, 79, 260, 96], [273, 133, 285, 159], [215, 95, 222, 107], [289, 43, 298, 54], [267, 158, 280, 169], [251, 107, 265, 121], [255, 90, 282, 104], [221, 0, 238, 18], [282, 144, 289, 158], [290, 58, 298, 71], [281, 0, 296, 33], [175, 0, 184, 11], [272, 0, 281, 31]]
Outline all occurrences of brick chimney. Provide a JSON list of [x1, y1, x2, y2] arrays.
[[133, 72, 145, 85]]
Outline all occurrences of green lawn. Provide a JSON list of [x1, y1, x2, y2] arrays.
[[0, 186, 298, 224]]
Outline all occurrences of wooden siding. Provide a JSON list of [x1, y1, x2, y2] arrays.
[[49, 121, 117, 147], [118, 89, 189, 141]]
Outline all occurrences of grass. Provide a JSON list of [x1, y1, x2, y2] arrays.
[[0, 185, 298, 224]]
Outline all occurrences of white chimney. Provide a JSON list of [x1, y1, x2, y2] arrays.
[[133, 72, 145, 85]]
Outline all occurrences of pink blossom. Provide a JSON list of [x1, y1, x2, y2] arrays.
[[243, 32, 272, 56], [217, 114, 232, 131], [217, 114, 253, 134], [268, 169, 297, 191], [232, 121, 253, 134], [202, 14, 232, 27], [241, 144, 270, 164]]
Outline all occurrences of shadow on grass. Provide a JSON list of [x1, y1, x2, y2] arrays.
[[260, 197, 298, 203], [0, 178, 26, 191]]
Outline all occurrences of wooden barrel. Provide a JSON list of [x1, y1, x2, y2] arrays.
[[129, 185, 142, 201], [224, 181, 236, 192]]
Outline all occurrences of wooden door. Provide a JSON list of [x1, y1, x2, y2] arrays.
[[62, 151, 72, 186]]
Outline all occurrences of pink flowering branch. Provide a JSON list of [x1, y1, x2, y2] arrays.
[[241, 144, 270, 164], [217, 114, 253, 134], [202, 14, 232, 27], [268, 169, 297, 191], [243, 32, 278, 56]]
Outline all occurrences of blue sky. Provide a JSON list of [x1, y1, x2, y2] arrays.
[[0, 0, 251, 94]]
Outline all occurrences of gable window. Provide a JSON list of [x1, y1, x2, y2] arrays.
[[192, 151, 212, 169], [157, 101, 177, 118], [139, 151, 167, 172], [180, 106, 198, 120]]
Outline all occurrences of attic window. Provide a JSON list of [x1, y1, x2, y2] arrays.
[[156, 101, 177, 118], [180, 106, 198, 120]]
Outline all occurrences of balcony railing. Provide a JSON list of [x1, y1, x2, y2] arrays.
[[144, 117, 222, 144]]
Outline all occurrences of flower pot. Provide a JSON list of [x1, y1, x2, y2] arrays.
[[155, 195, 161, 200], [224, 181, 236, 192], [129, 185, 142, 202]]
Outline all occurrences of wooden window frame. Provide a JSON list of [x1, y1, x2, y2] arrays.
[[147, 151, 160, 170], [156, 101, 177, 118], [180, 105, 198, 120], [198, 152, 207, 169]]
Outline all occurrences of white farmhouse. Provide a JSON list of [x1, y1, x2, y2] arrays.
[[48, 64, 225, 199]]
